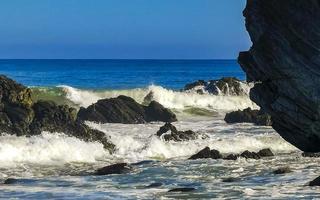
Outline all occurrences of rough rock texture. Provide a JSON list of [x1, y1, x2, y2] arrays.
[[183, 77, 250, 96], [0, 75, 115, 152], [239, 1, 320, 152], [188, 147, 222, 160], [77, 95, 177, 124], [156, 123, 205, 142], [224, 108, 272, 126]]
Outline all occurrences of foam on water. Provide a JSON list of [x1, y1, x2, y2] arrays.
[[0, 132, 109, 167], [59, 85, 258, 112]]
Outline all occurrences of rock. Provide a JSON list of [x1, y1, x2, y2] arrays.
[[239, 1, 320, 152], [273, 167, 292, 175], [309, 176, 320, 186], [168, 188, 196, 192], [189, 147, 222, 160], [0, 75, 115, 153], [77, 96, 177, 124], [240, 150, 261, 160], [183, 77, 251, 96], [145, 182, 163, 188], [3, 178, 18, 184], [224, 108, 272, 126], [145, 101, 177, 123], [222, 177, 240, 183], [223, 154, 240, 161], [95, 163, 131, 175], [156, 123, 202, 142], [302, 152, 320, 158], [257, 148, 274, 157]]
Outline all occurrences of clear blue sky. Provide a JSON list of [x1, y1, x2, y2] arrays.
[[0, 0, 250, 59]]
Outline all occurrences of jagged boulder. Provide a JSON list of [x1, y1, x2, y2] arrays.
[[189, 147, 222, 160], [183, 77, 250, 96], [0, 75, 115, 152], [224, 108, 272, 126], [239, 1, 320, 152], [77, 95, 177, 124], [156, 123, 204, 142]]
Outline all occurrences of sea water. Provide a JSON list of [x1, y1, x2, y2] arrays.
[[0, 60, 319, 199]]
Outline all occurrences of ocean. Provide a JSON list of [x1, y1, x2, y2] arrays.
[[0, 59, 318, 199]]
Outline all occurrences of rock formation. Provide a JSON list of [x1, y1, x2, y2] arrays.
[[239, 1, 320, 152], [183, 77, 251, 96], [0, 75, 115, 152], [224, 108, 272, 126], [156, 123, 206, 142], [77, 95, 177, 124]]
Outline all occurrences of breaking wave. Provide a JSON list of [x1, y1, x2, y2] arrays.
[[31, 85, 258, 113]]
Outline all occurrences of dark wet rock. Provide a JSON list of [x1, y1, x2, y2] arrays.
[[223, 154, 240, 161], [184, 80, 206, 91], [77, 96, 177, 124], [189, 147, 222, 160], [302, 152, 320, 158], [257, 148, 274, 157], [222, 177, 240, 183], [239, 1, 320, 152], [95, 163, 131, 175], [273, 167, 292, 175], [145, 182, 163, 188], [224, 108, 272, 126], [156, 123, 203, 142], [0, 75, 115, 153], [145, 101, 177, 123], [184, 77, 250, 96], [309, 176, 320, 186], [240, 150, 261, 160], [3, 178, 18, 184], [168, 188, 196, 192]]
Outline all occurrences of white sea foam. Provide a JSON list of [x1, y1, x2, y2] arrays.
[[0, 132, 109, 167], [59, 85, 258, 112]]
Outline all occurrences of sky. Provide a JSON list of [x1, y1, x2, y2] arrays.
[[0, 0, 250, 59]]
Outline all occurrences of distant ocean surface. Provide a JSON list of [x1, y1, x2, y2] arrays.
[[0, 59, 245, 89]]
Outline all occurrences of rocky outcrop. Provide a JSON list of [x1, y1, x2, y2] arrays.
[[239, 1, 320, 152], [77, 95, 177, 124], [183, 77, 251, 96], [224, 108, 272, 126], [156, 123, 205, 142], [189, 147, 222, 160], [0, 75, 115, 152]]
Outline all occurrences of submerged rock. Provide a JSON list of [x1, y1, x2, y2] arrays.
[[95, 163, 131, 175], [77, 96, 177, 124], [156, 123, 204, 142], [273, 167, 292, 175], [189, 147, 222, 160], [0, 75, 115, 152], [145, 182, 163, 188], [168, 188, 196, 193], [183, 77, 250, 96], [309, 176, 320, 186], [239, 1, 320, 152], [224, 108, 272, 126]]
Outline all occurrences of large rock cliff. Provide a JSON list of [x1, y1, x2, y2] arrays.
[[239, 0, 320, 152]]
